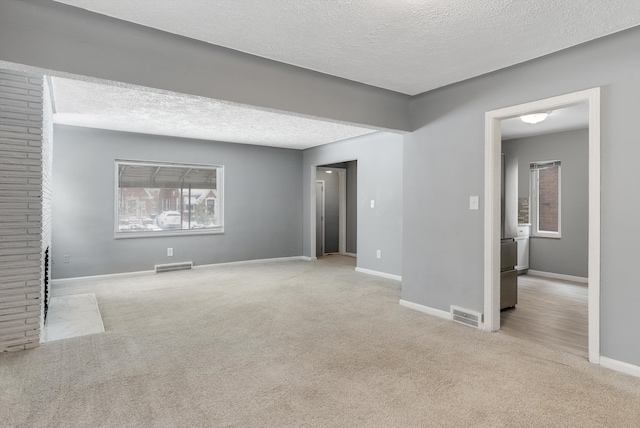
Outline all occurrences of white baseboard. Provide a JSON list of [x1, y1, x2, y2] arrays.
[[51, 269, 155, 285], [52, 256, 308, 284], [355, 267, 402, 281], [526, 270, 588, 284], [345, 252, 357, 258], [399, 299, 452, 320], [600, 356, 640, 379], [301, 256, 316, 261]]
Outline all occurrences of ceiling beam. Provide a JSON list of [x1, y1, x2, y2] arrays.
[[0, 0, 411, 132]]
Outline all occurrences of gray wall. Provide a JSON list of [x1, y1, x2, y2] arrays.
[[0, 0, 410, 132], [403, 27, 640, 365], [504, 129, 588, 278], [303, 132, 403, 276], [316, 169, 339, 254], [52, 125, 302, 279]]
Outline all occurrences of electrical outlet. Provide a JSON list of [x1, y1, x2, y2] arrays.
[[376, 250, 381, 259], [63, 255, 70, 263], [370, 200, 375, 208], [167, 248, 173, 257], [469, 196, 479, 210]]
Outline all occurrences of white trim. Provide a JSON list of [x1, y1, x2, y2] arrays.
[[355, 267, 402, 281], [587, 88, 602, 365], [316, 179, 326, 256], [526, 270, 588, 284], [310, 166, 317, 259], [301, 256, 316, 261], [399, 299, 452, 320], [345, 252, 357, 258], [338, 168, 347, 255], [529, 161, 562, 238], [51, 269, 155, 285], [600, 357, 640, 379], [51, 256, 308, 284], [484, 87, 601, 365], [309, 159, 357, 262], [484, 111, 502, 332]]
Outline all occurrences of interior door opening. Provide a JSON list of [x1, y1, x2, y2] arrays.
[[315, 161, 357, 259], [499, 102, 589, 357], [484, 88, 600, 364]]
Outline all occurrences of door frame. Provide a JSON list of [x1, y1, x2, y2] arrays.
[[312, 164, 352, 259], [337, 168, 347, 255], [315, 180, 326, 256], [483, 87, 601, 364]]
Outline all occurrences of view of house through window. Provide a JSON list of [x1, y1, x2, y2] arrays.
[[530, 160, 560, 237], [116, 161, 223, 236]]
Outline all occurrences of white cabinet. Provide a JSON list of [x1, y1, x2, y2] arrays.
[[515, 224, 530, 272]]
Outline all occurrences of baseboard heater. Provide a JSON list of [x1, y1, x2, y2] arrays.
[[155, 262, 193, 273], [450, 306, 483, 328]]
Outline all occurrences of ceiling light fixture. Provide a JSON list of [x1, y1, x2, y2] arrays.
[[325, 170, 333, 173], [520, 112, 550, 124]]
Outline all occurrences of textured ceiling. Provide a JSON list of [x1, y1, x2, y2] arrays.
[[501, 102, 589, 141], [50, 77, 375, 150], [53, 0, 640, 95]]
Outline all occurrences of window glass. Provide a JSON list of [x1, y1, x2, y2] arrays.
[[116, 161, 223, 237], [537, 166, 559, 232], [530, 161, 560, 237]]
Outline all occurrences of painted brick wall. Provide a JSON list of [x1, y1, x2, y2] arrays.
[[0, 70, 43, 352], [41, 77, 53, 333], [538, 166, 559, 232]]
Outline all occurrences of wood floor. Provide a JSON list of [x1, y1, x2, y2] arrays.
[[500, 274, 588, 357]]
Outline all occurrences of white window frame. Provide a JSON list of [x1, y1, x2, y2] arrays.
[[114, 160, 224, 239], [530, 160, 561, 238]]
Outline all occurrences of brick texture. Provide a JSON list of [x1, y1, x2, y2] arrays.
[[0, 70, 43, 352], [538, 166, 559, 232], [40, 77, 53, 335]]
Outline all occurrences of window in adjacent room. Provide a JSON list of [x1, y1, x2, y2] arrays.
[[530, 160, 561, 238], [115, 160, 223, 238]]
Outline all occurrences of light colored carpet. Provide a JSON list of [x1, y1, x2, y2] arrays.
[[2, 255, 639, 427]]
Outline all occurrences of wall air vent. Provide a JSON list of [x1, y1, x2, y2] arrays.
[[450, 306, 483, 329], [155, 262, 193, 273]]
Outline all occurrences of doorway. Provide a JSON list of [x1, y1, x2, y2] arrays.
[[484, 88, 601, 364], [499, 104, 589, 356], [315, 180, 325, 256], [314, 161, 357, 259]]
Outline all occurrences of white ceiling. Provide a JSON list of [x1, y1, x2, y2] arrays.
[[501, 102, 589, 141], [53, 0, 640, 95], [50, 77, 376, 150], [48, 1, 639, 148]]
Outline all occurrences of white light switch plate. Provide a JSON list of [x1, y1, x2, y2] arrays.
[[469, 196, 479, 210], [370, 200, 375, 208]]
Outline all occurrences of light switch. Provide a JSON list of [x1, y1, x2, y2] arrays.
[[469, 196, 479, 210], [370, 200, 375, 208]]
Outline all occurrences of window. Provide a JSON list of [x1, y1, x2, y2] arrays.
[[530, 160, 561, 238], [115, 160, 223, 237]]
